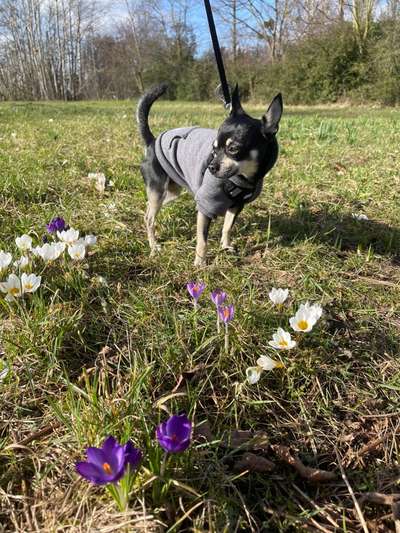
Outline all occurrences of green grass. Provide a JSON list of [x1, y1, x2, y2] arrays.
[[0, 99, 400, 532]]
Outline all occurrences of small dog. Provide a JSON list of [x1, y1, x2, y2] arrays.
[[137, 83, 283, 265]]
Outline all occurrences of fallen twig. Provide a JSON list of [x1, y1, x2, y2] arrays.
[[271, 445, 336, 482], [359, 492, 400, 506]]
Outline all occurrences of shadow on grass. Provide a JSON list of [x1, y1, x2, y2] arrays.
[[244, 206, 400, 257]]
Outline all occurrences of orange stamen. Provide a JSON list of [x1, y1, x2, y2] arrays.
[[102, 462, 112, 475], [297, 320, 308, 330]]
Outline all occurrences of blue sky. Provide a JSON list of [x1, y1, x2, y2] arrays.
[[102, 0, 229, 56]]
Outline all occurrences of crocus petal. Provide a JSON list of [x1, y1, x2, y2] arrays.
[[156, 414, 192, 453], [269, 288, 289, 304], [106, 445, 125, 474], [218, 304, 234, 323], [166, 414, 192, 441], [257, 355, 284, 370], [187, 282, 205, 301], [246, 367, 262, 384], [211, 289, 227, 306], [102, 436, 118, 456], [86, 447, 107, 469], [76, 461, 108, 484], [157, 434, 190, 453], [124, 441, 142, 470]]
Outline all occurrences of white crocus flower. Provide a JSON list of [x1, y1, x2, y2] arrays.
[[298, 301, 323, 321], [14, 256, 29, 270], [21, 273, 41, 293], [57, 228, 79, 245], [268, 287, 289, 305], [91, 275, 108, 287], [289, 302, 323, 333], [0, 274, 22, 301], [268, 328, 296, 350], [352, 213, 368, 221], [257, 355, 285, 370], [88, 172, 106, 193], [15, 234, 32, 252], [55, 242, 66, 254], [31, 246, 41, 257], [246, 366, 263, 385], [0, 359, 9, 382], [35, 243, 65, 262], [0, 251, 12, 272], [68, 243, 86, 260], [84, 234, 97, 247]]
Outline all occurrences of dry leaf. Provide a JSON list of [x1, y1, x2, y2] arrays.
[[358, 436, 384, 456], [234, 452, 275, 473]]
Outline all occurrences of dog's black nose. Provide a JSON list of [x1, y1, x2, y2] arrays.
[[208, 161, 219, 174]]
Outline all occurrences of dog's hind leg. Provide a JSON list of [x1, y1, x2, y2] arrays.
[[162, 181, 182, 205], [145, 186, 165, 255], [221, 205, 243, 251]]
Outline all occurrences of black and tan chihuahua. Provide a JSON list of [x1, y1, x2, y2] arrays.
[[137, 83, 283, 266]]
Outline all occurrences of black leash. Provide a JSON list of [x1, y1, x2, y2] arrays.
[[203, 0, 231, 107]]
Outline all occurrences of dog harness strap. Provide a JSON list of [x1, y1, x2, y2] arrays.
[[223, 177, 256, 204]]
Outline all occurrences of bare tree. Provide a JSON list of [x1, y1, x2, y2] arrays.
[[349, 0, 376, 52], [214, 0, 292, 60], [0, 0, 99, 100]]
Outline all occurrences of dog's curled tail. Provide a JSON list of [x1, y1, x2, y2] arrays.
[[136, 83, 168, 146]]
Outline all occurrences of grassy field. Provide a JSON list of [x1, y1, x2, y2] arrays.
[[0, 99, 400, 532]]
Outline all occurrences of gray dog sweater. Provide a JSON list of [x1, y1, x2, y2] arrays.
[[154, 126, 263, 219]]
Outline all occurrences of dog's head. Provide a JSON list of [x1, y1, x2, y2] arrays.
[[208, 85, 283, 180]]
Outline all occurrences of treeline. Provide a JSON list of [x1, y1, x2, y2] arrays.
[[0, 0, 399, 104]]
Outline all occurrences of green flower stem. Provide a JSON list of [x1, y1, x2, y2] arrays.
[[224, 323, 229, 353], [106, 482, 127, 512], [160, 451, 168, 479]]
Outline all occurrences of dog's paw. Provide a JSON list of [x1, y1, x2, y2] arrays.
[[194, 256, 206, 267], [221, 245, 237, 254], [149, 244, 161, 257]]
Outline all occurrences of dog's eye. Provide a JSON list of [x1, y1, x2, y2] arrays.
[[227, 145, 239, 156]]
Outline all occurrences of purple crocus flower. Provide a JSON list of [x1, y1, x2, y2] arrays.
[[187, 282, 205, 303], [218, 304, 234, 324], [156, 414, 192, 453], [124, 441, 142, 471], [211, 289, 227, 307], [76, 436, 141, 485], [46, 217, 66, 234]]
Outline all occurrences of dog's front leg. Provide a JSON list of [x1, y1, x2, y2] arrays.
[[221, 205, 243, 251], [194, 211, 211, 266]]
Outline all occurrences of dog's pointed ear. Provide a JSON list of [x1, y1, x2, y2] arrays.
[[261, 93, 283, 136], [230, 84, 244, 115]]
